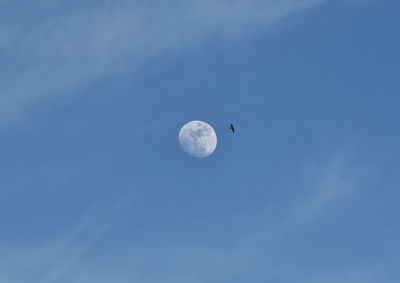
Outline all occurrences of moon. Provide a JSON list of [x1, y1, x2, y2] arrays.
[[179, 121, 217, 158]]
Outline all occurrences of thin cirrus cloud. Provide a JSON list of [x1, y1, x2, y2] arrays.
[[0, 0, 325, 123], [0, 149, 375, 283], [291, 149, 374, 224], [0, 195, 133, 283]]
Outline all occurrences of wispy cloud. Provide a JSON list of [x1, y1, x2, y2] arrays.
[[0, 0, 324, 123], [240, 147, 376, 246], [0, 195, 133, 283], [291, 149, 374, 223], [307, 267, 383, 283], [0, 147, 379, 283]]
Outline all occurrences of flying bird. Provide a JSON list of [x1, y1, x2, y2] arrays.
[[229, 124, 235, 133]]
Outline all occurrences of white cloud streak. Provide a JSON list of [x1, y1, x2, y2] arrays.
[[0, 195, 133, 283], [0, 0, 324, 123], [0, 148, 378, 283], [292, 149, 374, 223], [307, 267, 383, 283], [240, 147, 375, 249]]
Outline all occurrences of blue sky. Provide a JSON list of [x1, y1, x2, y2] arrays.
[[1, 0, 399, 282]]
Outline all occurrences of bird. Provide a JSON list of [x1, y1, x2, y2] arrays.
[[229, 123, 235, 133]]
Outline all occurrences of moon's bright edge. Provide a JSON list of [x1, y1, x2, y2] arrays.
[[178, 121, 217, 158]]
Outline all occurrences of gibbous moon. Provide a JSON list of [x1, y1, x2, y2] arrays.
[[179, 121, 217, 158]]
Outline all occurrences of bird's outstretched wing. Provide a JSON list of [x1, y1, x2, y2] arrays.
[[229, 124, 235, 132]]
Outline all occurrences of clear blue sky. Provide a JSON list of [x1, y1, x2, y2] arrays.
[[1, 1, 399, 282]]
